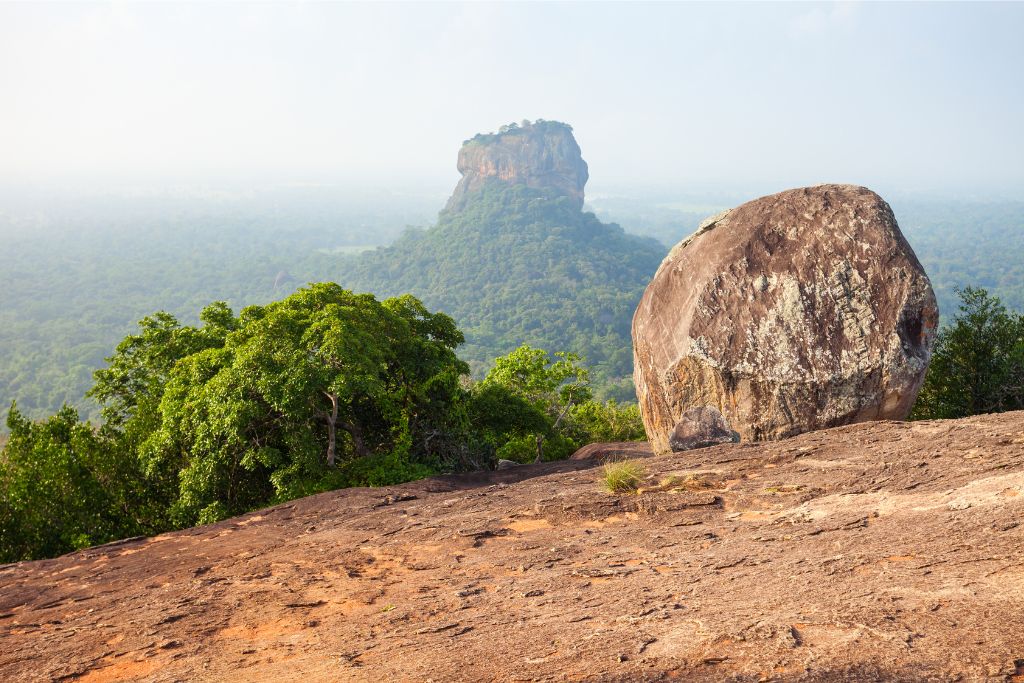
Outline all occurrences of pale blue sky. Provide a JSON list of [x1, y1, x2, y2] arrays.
[[1, 2, 1022, 197]]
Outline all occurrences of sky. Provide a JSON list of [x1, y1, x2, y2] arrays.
[[1, 1, 1023, 198]]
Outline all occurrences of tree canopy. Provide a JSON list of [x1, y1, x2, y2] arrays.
[[1, 284, 646, 561], [330, 182, 664, 402], [129, 284, 474, 525], [475, 344, 643, 463], [911, 287, 1024, 420], [0, 404, 141, 562]]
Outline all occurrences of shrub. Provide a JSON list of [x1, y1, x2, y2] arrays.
[[602, 460, 645, 493], [912, 287, 1024, 419]]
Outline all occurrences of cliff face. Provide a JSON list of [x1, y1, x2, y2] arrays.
[[444, 120, 590, 212]]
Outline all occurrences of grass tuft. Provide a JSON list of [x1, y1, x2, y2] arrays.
[[602, 460, 645, 493]]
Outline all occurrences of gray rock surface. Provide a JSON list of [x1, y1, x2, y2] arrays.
[[568, 441, 654, 462], [668, 406, 739, 452], [633, 184, 938, 453]]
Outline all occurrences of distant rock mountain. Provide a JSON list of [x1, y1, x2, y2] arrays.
[[446, 120, 589, 213], [331, 120, 663, 398]]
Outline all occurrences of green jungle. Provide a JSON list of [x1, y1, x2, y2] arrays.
[[2, 181, 1023, 562]]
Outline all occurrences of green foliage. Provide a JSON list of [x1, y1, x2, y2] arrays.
[[465, 119, 570, 145], [2, 273, 656, 561], [465, 382, 548, 455], [0, 404, 144, 563], [331, 452, 439, 489], [602, 460, 645, 494], [0, 191, 438, 424], [331, 182, 664, 404], [571, 400, 646, 443], [485, 345, 592, 407], [4, 190, 1021, 426], [480, 345, 591, 462], [912, 287, 1024, 420], [892, 201, 1024, 318], [131, 284, 475, 526]]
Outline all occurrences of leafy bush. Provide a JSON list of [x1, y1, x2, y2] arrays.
[[571, 400, 646, 442], [912, 287, 1024, 419], [0, 405, 144, 563]]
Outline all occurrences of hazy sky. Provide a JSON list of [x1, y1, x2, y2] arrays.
[[2, 2, 1023, 197]]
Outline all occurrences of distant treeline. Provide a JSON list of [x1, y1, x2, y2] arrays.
[[1, 192, 1022, 423]]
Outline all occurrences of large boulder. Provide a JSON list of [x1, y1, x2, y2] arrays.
[[633, 184, 938, 453]]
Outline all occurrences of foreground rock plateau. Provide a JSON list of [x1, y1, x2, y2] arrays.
[[3, 412, 1024, 681], [633, 184, 938, 453]]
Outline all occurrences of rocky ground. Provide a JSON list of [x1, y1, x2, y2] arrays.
[[2, 412, 1023, 682]]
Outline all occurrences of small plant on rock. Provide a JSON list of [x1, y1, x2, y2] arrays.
[[602, 460, 645, 493]]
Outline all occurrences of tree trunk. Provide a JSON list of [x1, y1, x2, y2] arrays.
[[535, 398, 576, 464], [324, 392, 338, 467], [339, 420, 371, 459]]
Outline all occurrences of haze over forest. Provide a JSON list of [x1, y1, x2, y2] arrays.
[[2, 1, 1023, 422], [6, 6, 1024, 679]]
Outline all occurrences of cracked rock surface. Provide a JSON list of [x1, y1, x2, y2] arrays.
[[2, 412, 1024, 681], [633, 184, 938, 452]]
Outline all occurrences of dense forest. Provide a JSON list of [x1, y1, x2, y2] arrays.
[[330, 182, 665, 399], [0, 187, 439, 421], [1, 188, 1022, 424], [2, 173, 1022, 562], [0, 285, 644, 562]]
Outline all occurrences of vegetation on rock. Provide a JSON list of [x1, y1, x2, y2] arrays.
[[334, 182, 664, 402], [463, 118, 571, 146]]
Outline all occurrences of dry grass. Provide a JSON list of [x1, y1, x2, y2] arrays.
[[602, 460, 645, 493]]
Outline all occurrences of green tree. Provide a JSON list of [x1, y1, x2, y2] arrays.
[[87, 304, 238, 519], [481, 345, 592, 462], [141, 284, 472, 525], [0, 404, 139, 562], [571, 399, 646, 443], [912, 287, 1024, 419], [465, 382, 549, 458]]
